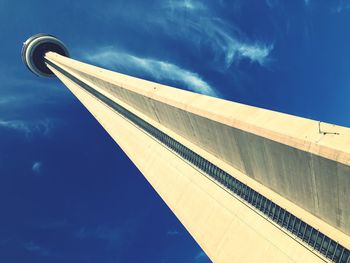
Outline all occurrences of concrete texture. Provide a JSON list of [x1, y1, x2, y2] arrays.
[[48, 63, 327, 262], [46, 52, 350, 238]]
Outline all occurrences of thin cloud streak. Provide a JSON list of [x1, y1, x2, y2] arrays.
[[160, 1, 274, 69], [84, 49, 218, 97], [91, 0, 273, 72], [165, 0, 206, 11], [0, 119, 55, 138], [192, 18, 273, 67], [0, 96, 19, 105], [332, 2, 350, 13], [23, 241, 50, 257]]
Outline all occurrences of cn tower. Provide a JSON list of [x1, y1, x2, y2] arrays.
[[22, 34, 350, 263]]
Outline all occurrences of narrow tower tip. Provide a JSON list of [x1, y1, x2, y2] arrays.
[[22, 34, 69, 77]]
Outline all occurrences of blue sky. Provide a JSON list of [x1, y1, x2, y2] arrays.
[[1, 0, 350, 262]]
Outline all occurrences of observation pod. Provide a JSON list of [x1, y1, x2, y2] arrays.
[[21, 34, 69, 77]]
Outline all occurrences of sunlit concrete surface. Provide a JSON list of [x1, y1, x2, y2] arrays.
[[48, 64, 327, 262]]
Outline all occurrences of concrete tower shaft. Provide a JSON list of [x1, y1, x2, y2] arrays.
[[22, 34, 350, 263]]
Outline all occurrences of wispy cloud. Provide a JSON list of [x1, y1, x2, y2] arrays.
[[84, 49, 218, 97], [0, 118, 55, 138], [159, 1, 273, 69], [237, 45, 273, 65], [24, 241, 42, 252], [0, 70, 71, 110], [0, 93, 67, 108], [0, 96, 20, 105], [165, 0, 206, 11], [24, 241, 50, 257], [199, 19, 273, 68], [32, 161, 43, 175], [332, 1, 350, 13]]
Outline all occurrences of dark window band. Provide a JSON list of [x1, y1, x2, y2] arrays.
[[46, 59, 350, 263]]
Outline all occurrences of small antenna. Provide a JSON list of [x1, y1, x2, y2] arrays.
[[318, 122, 340, 135]]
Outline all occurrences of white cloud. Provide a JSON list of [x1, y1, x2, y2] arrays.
[[159, 3, 274, 69], [189, 19, 273, 68], [332, 2, 350, 13], [24, 241, 42, 252], [165, 0, 206, 11], [24, 241, 49, 256], [237, 44, 273, 65], [200, 20, 273, 67], [0, 120, 29, 133], [32, 162, 43, 175], [0, 96, 18, 105], [0, 119, 54, 138], [84, 49, 218, 97], [89, 1, 273, 71]]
